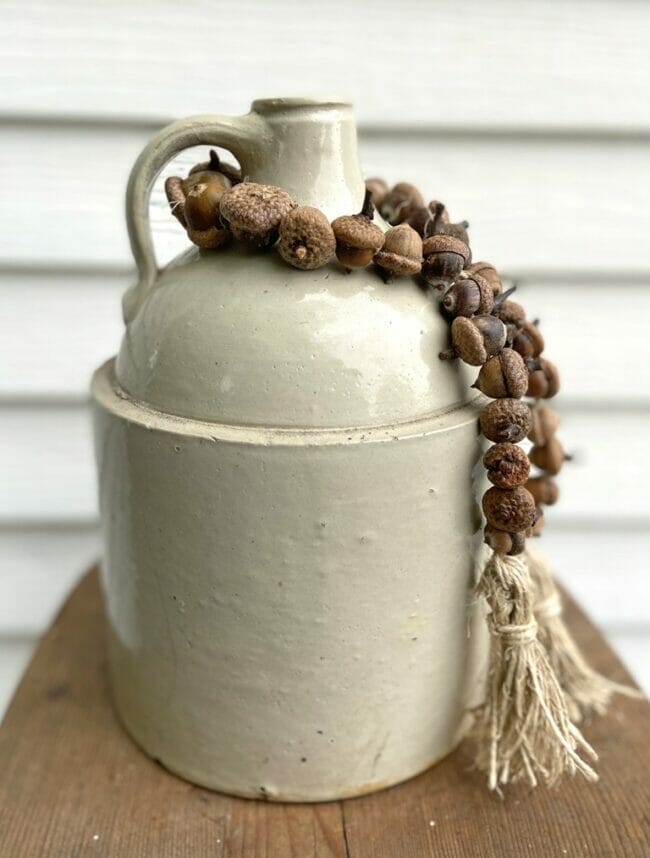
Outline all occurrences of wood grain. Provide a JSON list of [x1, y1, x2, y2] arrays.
[[4, 0, 650, 131], [0, 569, 647, 857]]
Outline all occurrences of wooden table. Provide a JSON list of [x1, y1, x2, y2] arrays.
[[0, 569, 648, 857]]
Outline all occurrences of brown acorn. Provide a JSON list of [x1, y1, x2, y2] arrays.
[[527, 367, 550, 398], [441, 273, 493, 318], [278, 206, 336, 270], [539, 358, 560, 398], [184, 182, 226, 231], [184, 149, 240, 192], [529, 437, 567, 476], [474, 349, 528, 398], [331, 190, 385, 270], [484, 525, 526, 556], [219, 182, 296, 246], [497, 299, 526, 324], [483, 442, 530, 488], [374, 224, 423, 280], [525, 476, 559, 506], [483, 486, 536, 533], [511, 319, 545, 359], [187, 224, 232, 250], [528, 405, 560, 446], [449, 315, 507, 365], [165, 176, 187, 228], [406, 205, 433, 237], [380, 183, 425, 225], [480, 398, 532, 443], [365, 177, 389, 210], [467, 261, 502, 297], [422, 234, 471, 287]]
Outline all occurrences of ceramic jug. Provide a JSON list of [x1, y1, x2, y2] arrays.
[[92, 97, 488, 802]]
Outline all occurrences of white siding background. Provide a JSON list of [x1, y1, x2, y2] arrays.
[[1, 0, 649, 715]]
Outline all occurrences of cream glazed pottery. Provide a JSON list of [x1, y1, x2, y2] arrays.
[[91, 98, 489, 802]]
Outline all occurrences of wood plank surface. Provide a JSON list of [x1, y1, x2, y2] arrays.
[[0, 569, 647, 857]]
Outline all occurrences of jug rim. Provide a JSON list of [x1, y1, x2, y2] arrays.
[[251, 97, 352, 113]]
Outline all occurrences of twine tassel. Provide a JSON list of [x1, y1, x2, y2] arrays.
[[471, 551, 598, 789], [526, 544, 643, 722]]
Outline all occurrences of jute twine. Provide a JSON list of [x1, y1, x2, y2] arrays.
[[471, 552, 598, 791]]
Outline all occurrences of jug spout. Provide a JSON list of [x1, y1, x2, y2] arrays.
[[123, 97, 367, 323], [244, 98, 366, 219]]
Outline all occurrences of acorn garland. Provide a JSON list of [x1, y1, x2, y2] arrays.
[[164, 155, 567, 560]]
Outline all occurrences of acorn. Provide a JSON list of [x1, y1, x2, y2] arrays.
[[483, 442, 530, 488], [511, 319, 545, 359], [525, 476, 559, 506], [365, 177, 389, 210], [380, 182, 425, 225], [540, 358, 560, 398], [331, 190, 385, 270], [184, 149, 240, 192], [184, 182, 226, 231], [441, 273, 493, 318], [527, 367, 549, 398], [483, 485, 536, 533], [480, 399, 532, 443], [497, 299, 526, 326], [484, 525, 526, 556], [528, 405, 560, 446], [474, 349, 528, 398], [165, 176, 187, 228], [278, 206, 336, 270], [422, 234, 471, 287], [467, 261, 502, 297], [449, 315, 507, 365], [187, 224, 232, 250], [406, 205, 433, 237], [529, 437, 568, 476], [374, 224, 423, 281], [219, 182, 296, 247]]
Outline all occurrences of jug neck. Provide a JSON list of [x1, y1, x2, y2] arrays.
[[242, 99, 366, 220]]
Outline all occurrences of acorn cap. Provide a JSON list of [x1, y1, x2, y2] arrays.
[[374, 224, 423, 277], [278, 206, 336, 270], [380, 183, 425, 225], [468, 261, 502, 296], [474, 348, 528, 398], [483, 442, 530, 488], [497, 299, 526, 324], [331, 192, 384, 251], [219, 182, 296, 246], [482, 486, 536, 533], [365, 177, 389, 209], [479, 398, 532, 443], [422, 233, 470, 261], [187, 223, 232, 250], [188, 149, 242, 185], [164, 176, 187, 227]]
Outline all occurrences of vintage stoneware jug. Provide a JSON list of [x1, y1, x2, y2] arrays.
[[92, 97, 488, 802]]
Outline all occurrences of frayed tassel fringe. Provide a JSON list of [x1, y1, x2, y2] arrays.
[[526, 544, 643, 722], [471, 551, 598, 791]]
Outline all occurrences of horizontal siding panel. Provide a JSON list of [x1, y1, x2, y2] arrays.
[[2, 273, 648, 404], [0, 404, 648, 522], [0, 640, 35, 720], [0, 526, 645, 637], [2, 126, 650, 272], [0, 527, 98, 636], [3, 0, 650, 131]]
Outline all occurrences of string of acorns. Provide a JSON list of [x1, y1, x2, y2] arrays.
[[165, 151, 565, 561]]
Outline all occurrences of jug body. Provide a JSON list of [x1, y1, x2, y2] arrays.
[[92, 98, 488, 801]]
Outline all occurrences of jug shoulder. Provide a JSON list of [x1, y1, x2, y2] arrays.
[[115, 246, 475, 428]]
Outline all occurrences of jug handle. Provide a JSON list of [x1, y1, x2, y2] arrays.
[[123, 113, 269, 323]]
